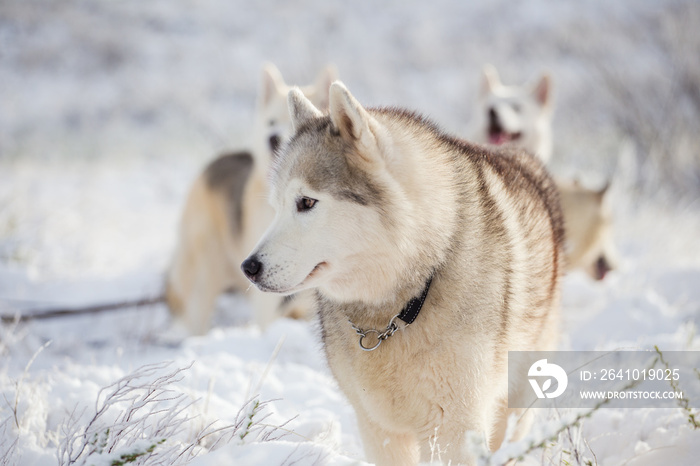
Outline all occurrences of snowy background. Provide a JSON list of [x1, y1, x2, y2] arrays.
[[1, 0, 700, 464]]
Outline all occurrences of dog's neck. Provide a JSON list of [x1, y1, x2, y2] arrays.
[[318, 268, 436, 333], [347, 274, 434, 351]]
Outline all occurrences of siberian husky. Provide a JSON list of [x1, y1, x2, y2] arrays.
[[242, 82, 565, 464], [471, 64, 553, 164], [165, 63, 336, 335]]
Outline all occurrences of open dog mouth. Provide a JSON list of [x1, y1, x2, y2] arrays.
[[304, 262, 327, 282], [487, 109, 522, 145], [488, 129, 522, 145]]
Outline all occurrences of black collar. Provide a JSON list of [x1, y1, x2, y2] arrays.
[[397, 275, 433, 325], [350, 274, 434, 351]]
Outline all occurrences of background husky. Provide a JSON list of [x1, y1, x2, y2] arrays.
[[558, 179, 618, 280], [165, 64, 336, 335], [242, 82, 565, 464], [471, 64, 554, 164]]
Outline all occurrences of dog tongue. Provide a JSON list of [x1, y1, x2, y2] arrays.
[[489, 133, 508, 145]]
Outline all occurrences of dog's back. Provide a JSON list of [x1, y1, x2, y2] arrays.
[[455, 143, 565, 328], [203, 151, 254, 229]]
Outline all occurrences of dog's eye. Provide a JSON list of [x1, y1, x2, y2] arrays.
[[296, 196, 317, 212]]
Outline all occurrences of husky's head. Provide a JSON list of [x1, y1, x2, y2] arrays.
[[254, 63, 337, 169], [473, 64, 553, 163], [242, 82, 446, 304], [559, 180, 619, 281]]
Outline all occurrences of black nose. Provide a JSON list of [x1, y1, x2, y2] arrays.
[[488, 108, 502, 133], [595, 256, 611, 281], [488, 107, 497, 121], [488, 107, 500, 125], [269, 134, 281, 154], [241, 256, 263, 281]]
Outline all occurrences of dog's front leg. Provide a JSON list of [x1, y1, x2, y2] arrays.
[[355, 409, 419, 466], [418, 425, 478, 466]]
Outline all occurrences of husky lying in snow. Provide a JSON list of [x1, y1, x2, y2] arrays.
[[471, 64, 618, 280], [165, 63, 336, 335], [242, 81, 565, 464]]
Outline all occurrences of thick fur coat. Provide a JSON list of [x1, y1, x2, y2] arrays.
[[242, 82, 565, 464]]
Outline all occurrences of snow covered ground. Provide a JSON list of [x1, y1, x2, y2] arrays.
[[2, 0, 700, 464]]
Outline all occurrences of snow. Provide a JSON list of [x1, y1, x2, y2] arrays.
[[2, 0, 700, 464]]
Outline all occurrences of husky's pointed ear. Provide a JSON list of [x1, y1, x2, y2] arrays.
[[532, 73, 552, 108], [260, 63, 286, 108], [312, 64, 338, 111], [596, 180, 611, 202], [329, 81, 374, 141], [481, 64, 501, 95], [329, 82, 384, 166], [288, 88, 323, 132]]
